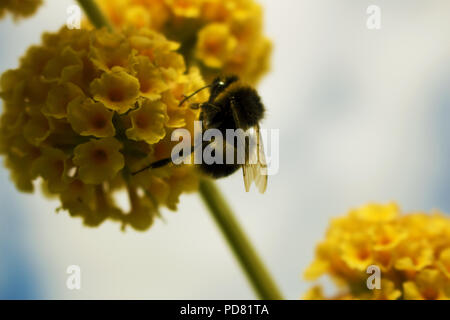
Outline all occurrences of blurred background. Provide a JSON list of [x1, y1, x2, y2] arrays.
[[1, 0, 450, 299]]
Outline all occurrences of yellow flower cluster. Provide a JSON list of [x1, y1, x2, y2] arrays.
[[96, 0, 271, 84], [303, 203, 450, 300], [0, 26, 209, 230], [0, 0, 43, 20]]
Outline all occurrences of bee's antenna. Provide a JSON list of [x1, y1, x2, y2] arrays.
[[179, 85, 212, 107]]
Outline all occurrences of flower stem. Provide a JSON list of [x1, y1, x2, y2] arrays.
[[76, 0, 113, 30], [199, 179, 284, 300]]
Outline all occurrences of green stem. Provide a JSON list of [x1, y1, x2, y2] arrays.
[[199, 179, 283, 300], [76, 0, 113, 30]]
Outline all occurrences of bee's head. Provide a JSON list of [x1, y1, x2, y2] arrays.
[[212, 75, 239, 90], [209, 75, 239, 101], [178, 75, 240, 107]]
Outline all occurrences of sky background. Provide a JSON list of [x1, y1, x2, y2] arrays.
[[1, 0, 450, 299]]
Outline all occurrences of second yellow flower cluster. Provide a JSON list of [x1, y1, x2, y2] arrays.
[[304, 203, 450, 300]]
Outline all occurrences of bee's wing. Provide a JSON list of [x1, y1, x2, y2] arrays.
[[240, 126, 268, 193], [229, 99, 268, 193]]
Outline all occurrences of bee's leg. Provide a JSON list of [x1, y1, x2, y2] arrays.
[[131, 158, 173, 175], [189, 103, 201, 110], [201, 103, 221, 112], [132, 146, 197, 176], [189, 103, 220, 111]]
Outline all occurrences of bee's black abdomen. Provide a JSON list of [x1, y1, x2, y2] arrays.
[[229, 87, 265, 129], [200, 163, 241, 179]]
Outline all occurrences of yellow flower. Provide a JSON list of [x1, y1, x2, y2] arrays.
[[196, 23, 237, 69], [303, 280, 402, 301], [59, 179, 117, 227], [438, 248, 450, 279], [59, 179, 96, 219], [0, 26, 207, 230], [352, 202, 399, 222], [304, 203, 450, 300], [202, 0, 232, 22], [0, 69, 28, 104], [166, 0, 201, 18], [0, 0, 43, 21], [126, 99, 168, 144], [134, 56, 169, 100], [73, 137, 125, 184], [95, 0, 272, 84], [165, 166, 199, 210], [23, 113, 51, 146], [403, 269, 450, 300], [90, 30, 136, 72], [340, 235, 373, 272], [43, 83, 85, 119], [303, 258, 329, 281], [302, 286, 325, 300], [42, 47, 84, 83], [372, 280, 402, 300], [163, 67, 205, 128], [124, 186, 156, 231], [394, 241, 434, 272], [370, 224, 406, 252], [1, 136, 40, 192], [124, 6, 151, 29], [67, 97, 116, 137], [31, 147, 68, 193], [90, 67, 141, 114]]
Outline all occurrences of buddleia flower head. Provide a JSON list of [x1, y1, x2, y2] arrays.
[[95, 0, 272, 85], [0, 26, 209, 230], [303, 203, 450, 300], [0, 0, 43, 20]]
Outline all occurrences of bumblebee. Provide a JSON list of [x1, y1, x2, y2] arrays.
[[133, 75, 268, 193]]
